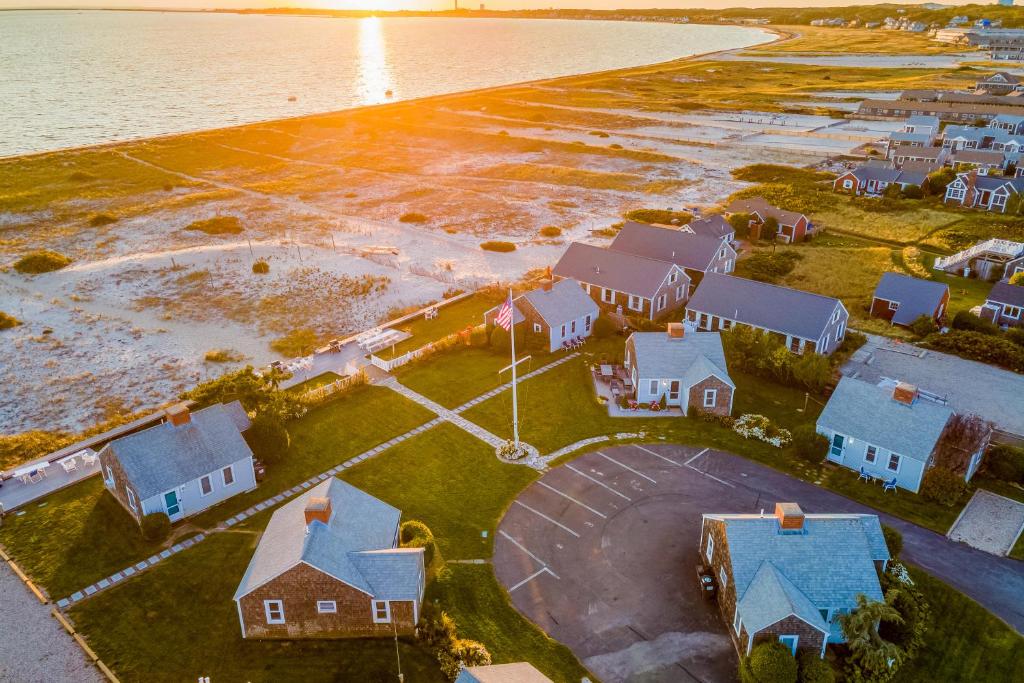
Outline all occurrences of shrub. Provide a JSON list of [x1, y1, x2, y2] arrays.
[[489, 325, 524, 351], [469, 325, 489, 347], [733, 414, 792, 448], [882, 524, 903, 559], [400, 519, 433, 545], [68, 170, 96, 182], [1010, 271, 1024, 286], [762, 216, 780, 239], [1007, 327, 1024, 348], [742, 641, 797, 683], [399, 212, 428, 223], [591, 316, 616, 338], [0, 311, 21, 330], [986, 444, 1024, 483], [901, 184, 924, 200], [922, 330, 1024, 373], [790, 352, 832, 393], [252, 259, 270, 274], [13, 250, 72, 274], [951, 310, 998, 335], [920, 466, 969, 506], [438, 639, 491, 681], [909, 314, 938, 339], [736, 251, 802, 283], [400, 519, 440, 573], [88, 213, 118, 227], [204, 348, 244, 363], [926, 167, 956, 196], [729, 212, 753, 238], [417, 603, 457, 649], [140, 512, 171, 542], [538, 225, 562, 237], [623, 208, 693, 226], [609, 143, 623, 149], [797, 652, 834, 683], [792, 424, 827, 464], [185, 216, 243, 235], [244, 413, 290, 464], [270, 328, 320, 358], [480, 240, 516, 252]]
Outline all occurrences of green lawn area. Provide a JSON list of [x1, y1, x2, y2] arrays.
[[921, 252, 993, 317], [895, 567, 1024, 682], [376, 292, 503, 360], [342, 422, 538, 559], [283, 371, 343, 394], [428, 564, 592, 683], [393, 347, 514, 409], [68, 529, 444, 683]]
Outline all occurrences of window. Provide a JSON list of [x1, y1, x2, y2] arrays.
[[843, 179, 853, 189], [789, 337, 801, 353], [372, 600, 391, 624], [200, 475, 213, 496], [656, 294, 667, 311], [721, 320, 732, 330], [733, 608, 742, 635], [264, 600, 285, 624], [584, 315, 592, 332], [719, 566, 727, 588], [571, 320, 576, 334], [703, 389, 717, 408], [724, 259, 734, 273], [669, 271, 678, 284], [866, 445, 877, 464], [533, 322, 542, 333], [1005, 305, 1022, 319], [601, 288, 614, 304], [778, 635, 799, 656], [888, 301, 899, 311], [835, 322, 846, 343], [627, 294, 643, 312], [222, 465, 234, 486], [676, 285, 686, 301], [316, 600, 337, 614], [560, 324, 566, 338], [104, 465, 114, 486], [649, 379, 658, 396], [830, 434, 845, 458], [888, 453, 901, 472], [819, 608, 831, 622], [705, 535, 714, 562], [126, 487, 137, 511]]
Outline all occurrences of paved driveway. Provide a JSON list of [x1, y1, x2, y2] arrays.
[[494, 444, 1024, 683]]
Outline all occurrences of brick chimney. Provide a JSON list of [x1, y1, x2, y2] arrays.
[[775, 502, 805, 531], [667, 322, 685, 339], [893, 382, 918, 406], [166, 403, 191, 427], [304, 497, 332, 526], [542, 279, 553, 292], [964, 168, 978, 206]]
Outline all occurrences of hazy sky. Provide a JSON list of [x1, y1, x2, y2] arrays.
[[0, 1, 996, 11]]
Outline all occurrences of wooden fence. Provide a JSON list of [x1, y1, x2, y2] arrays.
[[298, 371, 368, 406]]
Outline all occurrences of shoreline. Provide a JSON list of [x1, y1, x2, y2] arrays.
[[0, 21, 784, 162]]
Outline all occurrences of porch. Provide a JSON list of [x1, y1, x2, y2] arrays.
[[590, 365, 684, 418]]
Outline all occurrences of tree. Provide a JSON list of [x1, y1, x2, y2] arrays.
[[798, 652, 835, 683], [729, 212, 753, 239], [925, 167, 956, 196], [920, 466, 969, 506], [762, 216, 780, 241], [791, 352, 831, 392], [792, 424, 827, 464], [591, 316, 616, 338], [882, 525, 903, 559], [987, 444, 1024, 483], [741, 641, 798, 683], [900, 184, 923, 200], [909, 314, 937, 339], [244, 412, 290, 464], [140, 512, 171, 542], [488, 324, 524, 351], [840, 594, 905, 679], [182, 366, 289, 414], [1010, 271, 1024, 286]]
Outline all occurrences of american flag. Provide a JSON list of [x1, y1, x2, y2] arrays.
[[495, 293, 514, 331]]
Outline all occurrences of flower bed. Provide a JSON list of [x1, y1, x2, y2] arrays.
[[732, 413, 792, 448]]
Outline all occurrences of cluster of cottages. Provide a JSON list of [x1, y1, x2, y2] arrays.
[[834, 110, 1024, 212], [932, 237, 1024, 328], [858, 75, 1024, 124]]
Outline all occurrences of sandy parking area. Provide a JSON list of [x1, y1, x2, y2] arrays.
[[948, 490, 1024, 557]]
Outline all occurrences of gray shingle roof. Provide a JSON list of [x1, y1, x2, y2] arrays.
[[953, 149, 1006, 165], [552, 242, 681, 298], [852, 165, 903, 184], [988, 279, 1024, 308], [968, 174, 1024, 193], [726, 197, 805, 228], [455, 663, 553, 683], [628, 331, 733, 387], [706, 512, 888, 632], [890, 131, 933, 144], [520, 278, 599, 327], [104, 401, 253, 500], [817, 376, 952, 462], [687, 273, 844, 342], [610, 221, 727, 271], [873, 272, 949, 326], [234, 478, 423, 601], [688, 215, 734, 241]]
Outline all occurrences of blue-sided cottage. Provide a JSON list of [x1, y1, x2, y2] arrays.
[[234, 478, 425, 639], [484, 278, 599, 352], [98, 401, 256, 524], [455, 663, 553, 683], [701, 503, 889, 659]]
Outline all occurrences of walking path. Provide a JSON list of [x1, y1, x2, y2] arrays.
[[380, 378, 505, 448]]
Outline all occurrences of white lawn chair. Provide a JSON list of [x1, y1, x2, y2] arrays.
[[60, 457, 78, 473], [81, 452, 98, 467]]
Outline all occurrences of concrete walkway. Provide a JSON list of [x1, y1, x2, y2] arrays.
[[380, 378, 505, 448]]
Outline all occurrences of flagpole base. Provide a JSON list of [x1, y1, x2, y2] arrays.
[[496, 440, 539, 463]]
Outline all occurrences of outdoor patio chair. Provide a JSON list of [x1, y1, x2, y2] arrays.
[[26, 469, 43, 484], [81, 453, 98, 467], [858, 467, 871, 482], [883, 478, 898, 493], [60, 458, 77, 473]]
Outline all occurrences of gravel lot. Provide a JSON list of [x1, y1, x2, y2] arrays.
[[949, 490, 1024, 556], [0, 562, 101, 683]]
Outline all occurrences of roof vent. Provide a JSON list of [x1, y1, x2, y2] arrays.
[[166, 403, 191, 427], [775, 502, 805, 532], [304, 496, 332, 527], [893, 382, 918, 406]]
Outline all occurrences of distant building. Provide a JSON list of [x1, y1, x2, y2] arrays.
[[870, 272, 950, 327], [456, 663, 553, 683]]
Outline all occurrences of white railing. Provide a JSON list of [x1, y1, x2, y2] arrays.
[[933, 238, 1024, 271]]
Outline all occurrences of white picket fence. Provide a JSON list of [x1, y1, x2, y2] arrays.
[[298, 372, 367, 405]]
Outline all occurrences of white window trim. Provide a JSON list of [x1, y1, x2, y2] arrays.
[[571, 320, 577, 334], [222, 465, 234, 486], [676, 285, 685, 300], [104, 465, 114, 486], [649, 379, 658, 396], [584, 315, 592, 332], [1005, 305, 1022, 319], [601, 288, 614, 304], [533, 322, 542, 333], [719, 565, 727, 589], [703, 388, 717, 408], [656, 293, 667, 311], [264, 600, 285, 624], [705, 535, 714, 563], [779, 635, 799, 656], [317, 600, 337, 614], [372, 600, 391, 624], [627, 294, 643, 312], [560, 324, 566, 338], [887, 453, 901, 473], [733, 608, 743, 635], [888, 300, 899, 311], [200, 475, 213, 497], [669, 271, 679, 284], [866, 445, 877, 464], [126, 487, 137, 511]]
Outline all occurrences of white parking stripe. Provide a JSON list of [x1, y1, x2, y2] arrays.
[[498, 530, 554, 569], [513, 500, 580, 538], [597, 451, 657, 484], [632, 444, 681, 466], [684, 448, 709, 466], [565, 464, 632, 501], [509, 567, 558, 593], [537, 481, 607, 519], [682, 448, 736, 488]]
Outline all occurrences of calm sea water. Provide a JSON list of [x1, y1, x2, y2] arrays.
[[0, 11, 771, 157]]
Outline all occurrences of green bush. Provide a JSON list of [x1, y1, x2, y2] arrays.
[[920, 466, 969, 506], [244, 413, 290, 464], [951, 311, 998, 335], [909, 314, 938, 339], [252, 259, 270, 274], [729, 212, 753, 239], [901, 184, 924, 200], [539, 225, 562, 238], [735, 251, 802, 283], [624, 208, 693, 226], [722, 326, 830, 392], [923, 330, 1024, 373], [926, 167, 957, 196], [882, 524, 903, 559], [13, 250, 72, 274], [1007, 327, 1024, 348], [438, 639, 491, 681], [790, 352, 832, 393], [400, 519, 440, 574], [762, 216, 780, 240], [270, 328, 320, 358], [480, 240, 516, 252], [591, 316, 616, 339], [1010, 271, 1024, 286], [742, 641, 798, 683], [185, 216, 243, 235], [140, 512, 171, 542], [987, 444, 1024, 483], [417, 603, 457, 649], [399, 212, 428, 223], [488, 325, 524, 351], [0, 311, 21, 330], [792, 424, 827, 464], [88, 213, 119, 227], [468, 325, 489, 347], [400, 519, 433, 545], [797, 652, 834, 683]]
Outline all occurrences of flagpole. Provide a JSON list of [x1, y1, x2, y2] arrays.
[[509, 287, 519, 449]]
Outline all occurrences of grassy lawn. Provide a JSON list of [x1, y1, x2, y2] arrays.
[[427, 564, 592, 683], [283, 371, 343, 394], [895, 567, 1024, 682], [813, 202, 960, 245], [376, 292, 503, 360], [393, 347, 515, 409], [922, 252, 993, 317], [342, 422, 538, 559], [68, 529, 444, 683], [749, 25, 969, 55]]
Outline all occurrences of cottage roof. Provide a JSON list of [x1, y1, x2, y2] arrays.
[[893, 145, 945, 159], [982, 72, 1021, 85], [687, 273, 844, 342], [987, 279, 1024, 308], [817, 376, 952, 462], [234, 479, 422, 601], [852, 165, 903, 184], [889, 131, 933, 145], [627, 331, 732, 387], [954, 149, 1006, 165], [992, 114, 1024, 126], [906, 115, 941, 129], [455, 663, 553, 683], [687, 214, 734, 241], [520, 278, 598, 328], [873, 272, 949, 326], [725, 197, 805, 227], [609, 221, 728, 272], [552, 242, 682, 299], [943, 125, 990, 142], [965, 173, 1024, 193], [706, 512, 887, 628], [103, 401, 253, 500]]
